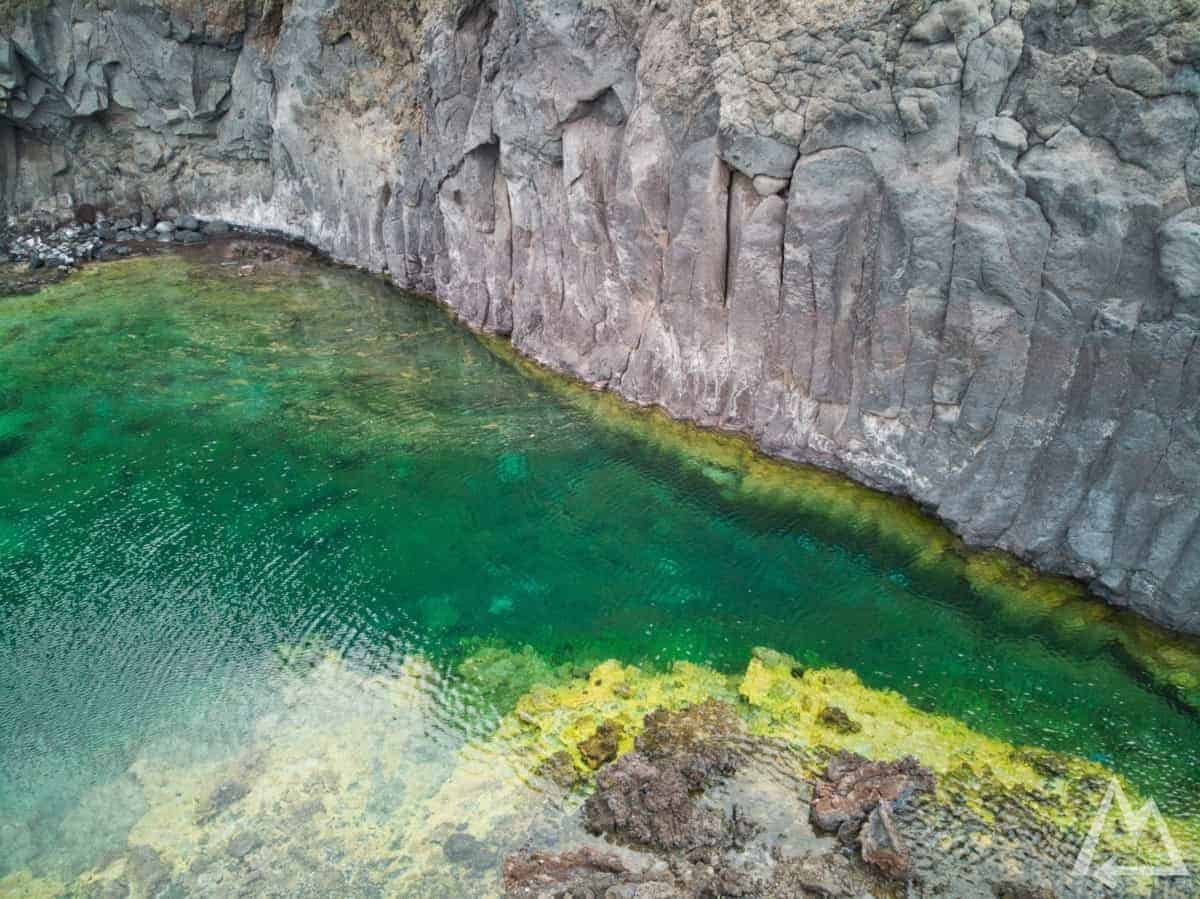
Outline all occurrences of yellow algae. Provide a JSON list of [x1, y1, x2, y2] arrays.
[[501, 659, 738, 774], [476, 332, 1200, 715], [736, 647, 1200, 866]]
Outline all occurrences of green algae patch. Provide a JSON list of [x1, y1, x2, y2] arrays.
[[453, 640, 574, 713], [449, 642, 1200, 869], [476, 331, 1200, 717]]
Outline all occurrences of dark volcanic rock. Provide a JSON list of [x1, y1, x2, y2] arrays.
[[992, 880, 1059, 899], [442, 831, 497, 872], [583, 750, 727, 851], [636, 699, 743, 764], [197, 780, 250, 824]]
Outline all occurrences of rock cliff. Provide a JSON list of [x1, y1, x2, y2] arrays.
[[2, 0, 1198, 632]]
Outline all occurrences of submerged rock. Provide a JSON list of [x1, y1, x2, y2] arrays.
[[442, 831, 496, 871], [503, 846, 671, 898], [124, 845, 169, 896], [196, 780, 250, 824], [225, 831, 261, 860]]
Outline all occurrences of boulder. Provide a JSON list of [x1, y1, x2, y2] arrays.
[[810, 752, 934, 834]]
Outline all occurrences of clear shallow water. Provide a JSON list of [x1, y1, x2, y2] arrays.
[[1, 251, 1199, 891]]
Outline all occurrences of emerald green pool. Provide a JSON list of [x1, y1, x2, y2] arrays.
[[1, 251, 1198, 891]]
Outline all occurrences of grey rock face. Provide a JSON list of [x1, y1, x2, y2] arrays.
[[1, 0, 1198, 632]]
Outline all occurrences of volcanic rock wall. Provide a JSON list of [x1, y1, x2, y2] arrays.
[[2, 0, 1198, 632]]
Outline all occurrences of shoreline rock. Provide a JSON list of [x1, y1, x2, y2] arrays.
[[0, 212, 241, 294], [4, 0, 1198, 632]]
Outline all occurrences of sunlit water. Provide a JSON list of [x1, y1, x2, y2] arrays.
[[1, 251, 1198, 893]]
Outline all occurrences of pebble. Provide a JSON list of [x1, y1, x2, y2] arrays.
[[2, 210, 238, 289]]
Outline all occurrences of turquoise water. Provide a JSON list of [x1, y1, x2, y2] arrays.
[[1, 251, 1198, 891]]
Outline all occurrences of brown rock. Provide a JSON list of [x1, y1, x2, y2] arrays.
[[578, 719, 624, 770], [583, 743, 735, 852], [859, 800, 909, 880], [533, 749, 583, 789], [810, 752, 934, 834], [816, 705, 861, 734]]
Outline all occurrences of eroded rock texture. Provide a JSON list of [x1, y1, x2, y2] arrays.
[[2, 0, 1198, 631]]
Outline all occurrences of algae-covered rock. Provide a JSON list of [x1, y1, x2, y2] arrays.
[[577, 719, 623, 770], [455, 642, 569, 714], [195, 780, 249, 825], [817, 704, 861, 735]]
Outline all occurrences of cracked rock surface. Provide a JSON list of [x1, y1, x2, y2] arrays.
[[2, 0, 1198, 631]]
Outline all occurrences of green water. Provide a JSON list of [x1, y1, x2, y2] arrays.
[[1, 253, 1198, 890]]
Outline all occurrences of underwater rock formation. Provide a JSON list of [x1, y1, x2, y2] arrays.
[[1, 0, 1199, 631]]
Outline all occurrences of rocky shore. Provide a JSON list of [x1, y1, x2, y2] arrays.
[[1, 210, 252, 293], [2, 0, 1198, 632]]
